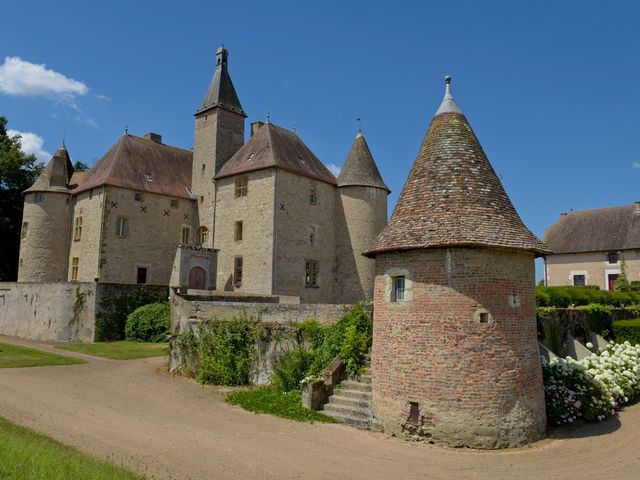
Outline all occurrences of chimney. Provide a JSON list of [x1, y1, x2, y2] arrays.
[[144, 132, 162, 143], [251, 121, 264, 137]]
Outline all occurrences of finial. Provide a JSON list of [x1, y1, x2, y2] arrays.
[[292, 122, 297, 134], [444, 75, 452, 98], [124, 121, 128, 135], [266, 112, 271, 123], [435, 74, 462, 115], [216, 44, 228, 66], [356, 117, 363, 135]]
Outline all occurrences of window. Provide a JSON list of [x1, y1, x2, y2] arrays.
[[197, 226, 209, 245], [309, 183, 317, 205], [35, 192, 44, 203], [608, 252, 619, 264], [573, 274, 586, 286], [144, 173, 153, 182], [201, 164, 206, 172], [136, 267, 147, 284], [71, 257, 79, 281], [409, 402, 420, 425], [170, 199, 179, 209], [233, 256, 243, 288], [234, 221, 243, 241], [181, 227, 191, 245], [134, 192, 144, 202], [200, 195, 204, 204], [479, 312, 489, 323], [392, 276, 405, 302], [116, 216, 129, 238], [73, 216, 83, 241], [309, 226, 316, 245], [305, 260, 319, 287], [235, 176, 248, 198], [21, 222, 28, 240]]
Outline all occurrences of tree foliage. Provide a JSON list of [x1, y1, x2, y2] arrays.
[[72, 160, 89, 172], [0, 117, 42, 280]]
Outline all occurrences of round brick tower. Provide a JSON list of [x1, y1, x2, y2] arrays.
[[364, 77, 550, 449], [336, 131, 389, 302], [18, 144, 74, 282]]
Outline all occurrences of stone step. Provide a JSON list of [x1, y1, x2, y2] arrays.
[[352, 373, 371, 384], [327, 395, 372, 409], [326, 411, 383, 431], [334, 388, 372, 401], [340, 380, 372, 392], [323, 403, 373, 420]]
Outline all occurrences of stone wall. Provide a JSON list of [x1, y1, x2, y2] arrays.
[[0, 282, 96, 342], [371, 248, 546, 449], [67, 188, 105, 282], [0, 282, 169, 342]]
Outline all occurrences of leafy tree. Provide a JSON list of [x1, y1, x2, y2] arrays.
[[0, 117, 43, 280], [72, 160, 89, 172], [617, 255, 631, 292]]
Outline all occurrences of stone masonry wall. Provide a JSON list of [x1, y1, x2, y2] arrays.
[[68, 188, 105, 282], [18, 191, 73, 282], [371, 247, 546, 448]]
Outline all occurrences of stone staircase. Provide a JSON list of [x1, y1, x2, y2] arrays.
[[322, 354, 382, 431]]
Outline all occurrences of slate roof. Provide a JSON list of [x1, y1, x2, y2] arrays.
[[74, 134, 193, 199], [337, 132, 389, 192], [365, 78, 549, 257], [215, 122, 337, 185], [544, 204, 640, 254], [24, 144, 74, 194], [197, 45, 246, 117]]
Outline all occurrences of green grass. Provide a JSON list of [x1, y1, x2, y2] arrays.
[[57, 341, 168, 360], [0, 416, 143, 480], [0, 342, 86, 368], [226, 386, 337, 423]]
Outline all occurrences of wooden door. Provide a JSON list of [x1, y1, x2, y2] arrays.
[[188, 267, 206, 290], [608, 274, 619, 291]]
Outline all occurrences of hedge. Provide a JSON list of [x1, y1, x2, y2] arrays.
[[612, 319, 640, 345], [124, 302, 170, 342], [536, 286, 640, 308]]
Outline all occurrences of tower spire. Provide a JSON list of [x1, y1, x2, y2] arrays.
[[435, 75, 462, 115], [197, 44, 246, 117]]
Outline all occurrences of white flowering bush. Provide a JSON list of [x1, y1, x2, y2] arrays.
[[542, 341, 640, 426]]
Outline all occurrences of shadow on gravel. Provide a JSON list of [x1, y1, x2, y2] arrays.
[[547, 415, 621, 440]]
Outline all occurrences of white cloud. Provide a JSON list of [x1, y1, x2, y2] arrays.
[[633, 162, 640, 170], [0, 56, 88, 102], [7, 129, 51, 163], [327, 163, 341, 177], [97, 94, 111, 101]]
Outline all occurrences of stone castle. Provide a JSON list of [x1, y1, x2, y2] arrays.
[[17, 46, 389, 304]]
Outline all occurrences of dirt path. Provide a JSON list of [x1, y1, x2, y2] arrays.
[[1, 335, 639, 480]]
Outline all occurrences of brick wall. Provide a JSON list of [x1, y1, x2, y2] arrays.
[[371, 247, 546, 448]]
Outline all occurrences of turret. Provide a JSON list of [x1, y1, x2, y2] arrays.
[[335, 131, 389, 302], [364, 77, 549, 448], [18, 144, 75, 282], [192, 45, 246, 248]]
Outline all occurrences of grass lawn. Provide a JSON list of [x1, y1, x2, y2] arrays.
[[226, 386, 337, 423], [56, 341, 168, 360], [0, 342, 86, 369], [56, 340, 169, 360], [0, 416, 143, 480]]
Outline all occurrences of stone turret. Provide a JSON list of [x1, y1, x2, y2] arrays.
[[18, 144, 75, 282], [365, 77, 549, 448], [192, 45, 246, 248], [336, 131, 389, 302]]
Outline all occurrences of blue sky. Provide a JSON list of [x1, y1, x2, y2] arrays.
[[2, 1, 639, 279]]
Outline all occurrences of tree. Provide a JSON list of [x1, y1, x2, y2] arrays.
[[0, 117, 43, 280], [73, 160, 89, 172], [617, 255, 631, 292]]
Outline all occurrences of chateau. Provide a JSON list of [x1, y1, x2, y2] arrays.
[[17, 46, 389, 304]]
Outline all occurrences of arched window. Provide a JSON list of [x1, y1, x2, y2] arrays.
[[197, 226, 209, 245]]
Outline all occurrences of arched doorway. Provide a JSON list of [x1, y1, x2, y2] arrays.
[[188, 266, 206, 290]]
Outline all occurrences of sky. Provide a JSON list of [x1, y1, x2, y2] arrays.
[[2, 0, 639, 280]]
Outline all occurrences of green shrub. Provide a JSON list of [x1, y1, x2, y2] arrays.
[[612, 319, 640, 345], [536, 286, 640, 308], [271, 348, 316, 392], [124, 303, 170, 342], [576, 303, 614, 336], [176, 311, 263, 386]]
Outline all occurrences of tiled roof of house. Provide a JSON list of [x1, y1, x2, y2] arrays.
[[365, 77, 549, 257], [215, 122, 337, 185], [544, 204, 640, 254], [337, 131, 389, 192], [24, 144, 74, 194], [197, 45, 246, 117], [74, 134, 193, 199]]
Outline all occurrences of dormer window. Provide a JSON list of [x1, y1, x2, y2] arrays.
[[247, 153, 255, 161], [235, 176, 248, 198], [144, 173, 153, 182]]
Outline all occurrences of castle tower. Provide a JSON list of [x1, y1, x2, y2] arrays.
[[192, 45, 246, 247], [18, 144, 75, 282], [336, 131, 389, 302], [364, 77, 550, 448]]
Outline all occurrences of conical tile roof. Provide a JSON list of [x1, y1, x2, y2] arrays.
[[215, 122, 337, 185], [365, 77, 549, 257], [24, 144, 74, 194], [196, 45, 246, 117], [337, 131, 389, 192]]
